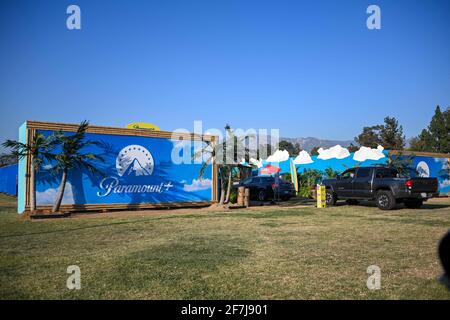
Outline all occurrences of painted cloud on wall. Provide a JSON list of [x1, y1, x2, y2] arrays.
[[183, 178, 212, 192], [317, 145, 350, 160], [266, 150, 290, 163], [353, 145, 386, 162], [36, 182, 75, 205], [293, 150, 314, 164]]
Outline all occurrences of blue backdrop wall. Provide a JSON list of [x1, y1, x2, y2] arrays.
[[0, 164, 18, 196], [33, 130, 213, 207], [256, 151, 449, 195]]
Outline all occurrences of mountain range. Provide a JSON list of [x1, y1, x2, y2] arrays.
[[123, 158, 152, 176], [281, 137, 355, 152]]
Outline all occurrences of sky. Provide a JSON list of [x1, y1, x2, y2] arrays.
[[1, 0, 449, 147]]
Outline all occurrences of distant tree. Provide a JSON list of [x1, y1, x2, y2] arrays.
[[379, 117, 405, 150], [408, 135, 427, 152], [310, 146, 320, 156], [355, 125, 382, 148], [428, 106, 449, 153], [445, 107, 450, 129], [279, 140, 301, 156], [347, 143, 359, 153], [409, 106, 450, 153], [355, 117, 405, 150]]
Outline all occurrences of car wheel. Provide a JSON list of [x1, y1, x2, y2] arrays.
[[325, 190, 337, 206], [346, 199, 359, 205], [404, 199, 423, 209], [376, 190, 396, 210], [258, 190, 267, 201]]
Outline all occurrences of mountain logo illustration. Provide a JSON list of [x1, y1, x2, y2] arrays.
[[116, 145, 154, 177]]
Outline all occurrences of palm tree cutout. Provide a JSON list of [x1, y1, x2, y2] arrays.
[[2, 133, 57, 213], [51, 121, 104, 213]]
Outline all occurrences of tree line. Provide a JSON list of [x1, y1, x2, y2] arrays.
[[278, 105, 450, 155]]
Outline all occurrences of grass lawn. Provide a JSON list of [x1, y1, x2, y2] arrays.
[[0, 193, 450, 300]]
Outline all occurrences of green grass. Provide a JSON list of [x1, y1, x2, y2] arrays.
[[0, 193, 450, 299]]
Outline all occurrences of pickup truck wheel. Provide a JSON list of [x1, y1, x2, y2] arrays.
[[376, 190, 396, 210], [326, 190, 337, 206], [404, 199, 423, 209]]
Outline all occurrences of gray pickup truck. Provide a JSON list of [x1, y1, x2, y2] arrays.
[[322, 166, 439, 210]]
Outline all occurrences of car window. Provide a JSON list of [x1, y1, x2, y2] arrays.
[[241, 178, 252, 185], [356, 168, 371, 178], [260, 177, 273, 184], [375, 169, 398, 179], [341, 170, 355, 179]]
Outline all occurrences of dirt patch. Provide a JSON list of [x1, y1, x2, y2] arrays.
[[64, 200, 313, 220]]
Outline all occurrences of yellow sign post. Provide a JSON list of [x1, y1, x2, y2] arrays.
[[316, 184, 326, 208]]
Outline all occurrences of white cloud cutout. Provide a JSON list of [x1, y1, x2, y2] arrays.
[[353, 145, 386, 162], [36, 182, 75, 205], [293, 150, 314, 164], [249, 158, 263, 168], [266, 149, 290, 163], [183, 178, 212, 192], [317, 145, 350, 160]]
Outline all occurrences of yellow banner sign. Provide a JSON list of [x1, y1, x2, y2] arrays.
[[126, 123, 161, 131]]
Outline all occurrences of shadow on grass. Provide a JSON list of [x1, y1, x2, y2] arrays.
[[367, 216, 450, 227], [421, 203, 450, 210], [108, 234, 251, 299], [332, 200, 450, 211], [0, 220, 153, 239], [160, 209, 316, 220]]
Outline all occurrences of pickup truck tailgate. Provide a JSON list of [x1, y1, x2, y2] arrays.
[[411, 178, 438, 193]]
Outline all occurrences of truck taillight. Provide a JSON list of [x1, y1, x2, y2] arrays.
[[405, 179, 414, 188]]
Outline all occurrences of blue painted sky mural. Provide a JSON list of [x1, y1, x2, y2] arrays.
[[257, 149, 449, 194], [34, 130, 213, 206]]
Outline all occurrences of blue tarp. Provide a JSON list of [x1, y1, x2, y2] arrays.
[[0, 164, 18, 196]]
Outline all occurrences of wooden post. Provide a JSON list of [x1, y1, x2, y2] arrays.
[[237, 186, 245, 206], [244, 188, 250, 208]]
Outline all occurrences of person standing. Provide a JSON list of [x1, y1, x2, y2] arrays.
[[272, 172, 280, 203]]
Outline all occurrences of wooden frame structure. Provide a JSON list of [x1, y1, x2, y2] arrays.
[[20, 121, 218, 214], [389, 150, 450, 159]]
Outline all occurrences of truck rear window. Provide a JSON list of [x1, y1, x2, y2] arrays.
[[375, 169, 398, 178]]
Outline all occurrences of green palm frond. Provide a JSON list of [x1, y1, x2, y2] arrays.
[[50, 121, 104, 176]]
